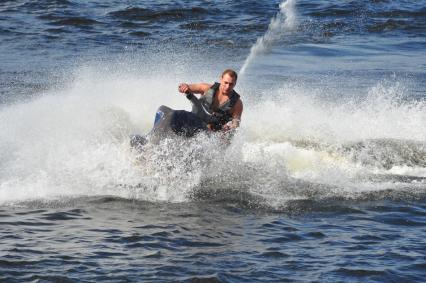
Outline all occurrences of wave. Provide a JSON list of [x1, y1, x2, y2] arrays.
[[303, 1, 426, 19], [307, 2, 426, 34], [367, 19, 426, 33], [108, 7, 208, 22], [0, 54, 424, 207], [39, 15, 100, 27], [341, 139, 426, 170], [300, 1, 426, 36], [179, 21, 210, 31]]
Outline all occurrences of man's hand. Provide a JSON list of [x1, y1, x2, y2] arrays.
[[222, 118, 240, 132], [178, 83, 190, 94], [222, 124, 231, 131]]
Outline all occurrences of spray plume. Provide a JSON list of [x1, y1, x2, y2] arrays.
[[240, 0, 297, 75]]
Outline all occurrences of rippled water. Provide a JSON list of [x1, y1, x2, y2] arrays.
[[2, 198, 426, 282], [1, 0, 425, 282]]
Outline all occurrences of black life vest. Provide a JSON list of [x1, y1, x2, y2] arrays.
[[190, 82, 240, 131]]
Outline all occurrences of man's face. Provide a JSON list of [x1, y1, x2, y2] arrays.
[[220, 73, 237, 96]]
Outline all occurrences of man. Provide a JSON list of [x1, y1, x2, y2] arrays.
[[178, 69, 243, 132], [130, 69, 243, 149]]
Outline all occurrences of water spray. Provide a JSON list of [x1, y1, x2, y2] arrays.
[[239, 0, 297, 75]]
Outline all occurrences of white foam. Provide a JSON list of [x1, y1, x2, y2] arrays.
[[0, 58, 425, 205], [0, 62, 199, 204], [244, 81, 426, 143], [387, 166, 426, 178]]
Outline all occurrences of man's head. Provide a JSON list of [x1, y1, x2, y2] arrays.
[[220, 69, 238, 96]]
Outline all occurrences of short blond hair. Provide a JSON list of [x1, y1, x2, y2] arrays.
[[222, 69, 238, 81]]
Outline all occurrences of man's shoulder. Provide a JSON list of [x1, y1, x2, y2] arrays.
[[199, 83, 213, 93]]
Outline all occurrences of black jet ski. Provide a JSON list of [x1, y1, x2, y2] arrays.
[[130, 92, 213, 150]]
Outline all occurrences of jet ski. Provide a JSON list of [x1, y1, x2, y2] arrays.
[[130, 92, 213, 150]]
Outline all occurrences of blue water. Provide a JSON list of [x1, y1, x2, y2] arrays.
[[1, 0, 425, 282]]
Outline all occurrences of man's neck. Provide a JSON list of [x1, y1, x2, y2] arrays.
[[218, 90, 230, 98]]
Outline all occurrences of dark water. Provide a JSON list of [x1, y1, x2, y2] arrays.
[[1, 0, 426, 282], [2, 198, 426, 282]]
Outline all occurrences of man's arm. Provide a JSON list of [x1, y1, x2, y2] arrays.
[[178, 83, 211, 94], [224, 99, 243, 131]]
